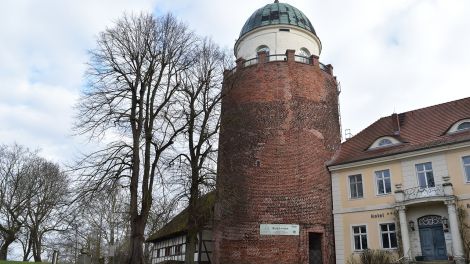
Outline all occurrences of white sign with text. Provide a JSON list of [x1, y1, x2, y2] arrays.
[[260, 224, 299, 236]]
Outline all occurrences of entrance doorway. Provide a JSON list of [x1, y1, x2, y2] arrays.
[[418, 215, 447, 260], [309, 233, 322, 264]]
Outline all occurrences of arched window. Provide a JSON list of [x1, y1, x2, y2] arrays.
[[299, 47, 310, 57], [457, 121, 470, 131], [256, 45, 270, 56], [447, 119, 470, 133], [378, 138, 393, 147], [368, 136, 401, 150]]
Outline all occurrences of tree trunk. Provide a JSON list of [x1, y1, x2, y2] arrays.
[[0, 236, 15, 260], [185, 179, 199, 264], [128, 215, 145, 264], [185, 228, 197, 264], [22, 237, 32, 261], [32, 236, 42, 262]]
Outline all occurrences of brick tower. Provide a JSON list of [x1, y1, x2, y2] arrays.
[[213, 2, 341, 264]]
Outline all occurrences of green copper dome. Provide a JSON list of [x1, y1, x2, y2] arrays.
[[240, 1, 317, 38]]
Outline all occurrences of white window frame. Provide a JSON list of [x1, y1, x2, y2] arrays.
[[256, 45, 270, 55], [375, 169, 392, 196], [299, 47, 311, 57], [448, 119, 470, 133], [379, 223, 397, 249], [352, 225, 368, 251], [415, 162, 435, 188], [368, 136, 401, 150], [463, 155, 470, 183], [349, 174, 364, 199]]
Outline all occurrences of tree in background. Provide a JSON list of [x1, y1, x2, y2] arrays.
[[0, 144, 36, 260], [75, 13, 195, 264], [25, 159, 70, 262], [0, 144, 70, 262]]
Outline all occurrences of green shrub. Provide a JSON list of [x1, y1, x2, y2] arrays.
[[346, 249, 394, 264]]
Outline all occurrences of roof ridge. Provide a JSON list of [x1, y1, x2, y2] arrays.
[[395, 96, 470, 116]]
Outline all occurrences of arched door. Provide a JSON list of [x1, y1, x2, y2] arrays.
[[418, 215, 447, 260]]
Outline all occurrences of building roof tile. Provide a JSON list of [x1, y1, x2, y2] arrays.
[[329, 97, 470, 167], [146, 192, 215, 243]]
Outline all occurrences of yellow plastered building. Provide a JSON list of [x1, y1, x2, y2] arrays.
[[328, 97, 470, 264]]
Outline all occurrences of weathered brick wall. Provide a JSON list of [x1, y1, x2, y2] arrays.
[[213, 52, 341, 264]]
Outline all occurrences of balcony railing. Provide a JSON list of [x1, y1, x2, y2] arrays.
[[268, 54, 288, 62], [224, 51, 332, 77], [403, 185, 445, 201], [294, 55, 311, 64]]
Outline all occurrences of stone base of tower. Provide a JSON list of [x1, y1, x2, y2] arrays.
[[213, 50, 340, 264], [213, 223, 335, 264]]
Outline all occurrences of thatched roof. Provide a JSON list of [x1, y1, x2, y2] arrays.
[[146, 192, 215, 243]]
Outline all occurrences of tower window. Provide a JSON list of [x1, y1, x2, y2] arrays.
[[256, 45, 270, 56], [299, 48, 311, 57], [279, 28, 290, 32]]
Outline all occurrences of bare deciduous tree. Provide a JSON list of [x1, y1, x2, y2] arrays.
[[75, 12, 195, 264], [176, 38, 227, 264], [0, 144, 35, 260], [26, 159, 69, 262]]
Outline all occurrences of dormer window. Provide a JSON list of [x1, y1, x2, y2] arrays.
[[378, 138, 393, 147], [457, 121, 470, 131], [369, 136, 401, 150], [447, 119, 470, 134]]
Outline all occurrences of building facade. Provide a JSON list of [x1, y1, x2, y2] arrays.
[[213, 1, 341, 264], [147, 193, 215, 264], [329, 98, 470, 264]]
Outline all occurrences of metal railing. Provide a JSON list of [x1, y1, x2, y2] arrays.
[[243, 57, 258, 67], [294, 55, 312, 64], [268, 54, 287, 62], [403, 185, 445, 201], [224, 55, 331, 76]]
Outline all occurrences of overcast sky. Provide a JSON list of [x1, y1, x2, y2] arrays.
[[1, 0, 469, 163]]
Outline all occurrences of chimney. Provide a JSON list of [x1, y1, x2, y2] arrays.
[[391, 113, 400, 135]]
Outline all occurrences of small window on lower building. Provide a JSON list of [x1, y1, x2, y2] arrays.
[[380, 223, 397, 249], [375, 169, 391, 195], [175, 244, 182, 255], [416, 162, 435, 188], [352, 225, 368, 250], [349, 174, 364, 199], [463, 156, 470, 183], [165, 247, 171, 256]]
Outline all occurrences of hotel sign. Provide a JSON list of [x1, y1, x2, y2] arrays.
[[260, 224, 299, 236]]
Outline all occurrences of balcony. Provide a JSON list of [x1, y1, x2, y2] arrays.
[[224, 50, 333, 77], [395, 183, 454, 205]]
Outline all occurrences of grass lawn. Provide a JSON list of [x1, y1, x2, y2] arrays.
[[0, 261, 50, 264]]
